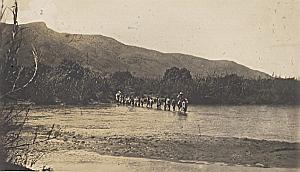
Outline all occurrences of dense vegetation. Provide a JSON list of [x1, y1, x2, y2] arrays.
[[9, 60, 299, 105]]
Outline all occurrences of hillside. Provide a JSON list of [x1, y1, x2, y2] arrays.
[[1, 22, 270, 79]]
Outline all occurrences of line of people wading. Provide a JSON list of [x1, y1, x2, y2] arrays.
[[115, 91, 188, 113]]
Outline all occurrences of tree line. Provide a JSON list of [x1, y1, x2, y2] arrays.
[[9, 60, 299, 105]]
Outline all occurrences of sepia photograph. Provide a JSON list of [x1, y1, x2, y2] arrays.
[[0, 0, 299, 171]]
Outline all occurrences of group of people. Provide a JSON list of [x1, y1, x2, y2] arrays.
[[115, 91, 188, 113]]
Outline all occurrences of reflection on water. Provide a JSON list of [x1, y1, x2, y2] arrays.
[[29, 104, 300, 142]]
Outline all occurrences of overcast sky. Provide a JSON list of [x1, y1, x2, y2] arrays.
[[3, 0, 300, 77]]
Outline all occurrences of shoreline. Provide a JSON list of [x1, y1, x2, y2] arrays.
[[42, 132, 300, 169], [14, 98, 300, 107], [32, 150, 300, 172]]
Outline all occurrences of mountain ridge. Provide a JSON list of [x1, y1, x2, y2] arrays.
[[1, 22, 270, 79]]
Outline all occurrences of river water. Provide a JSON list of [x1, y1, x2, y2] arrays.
[[29, 104, 300, 142], [28, 104, 299, 171]]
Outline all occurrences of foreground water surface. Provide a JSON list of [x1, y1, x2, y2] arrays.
[[29, 104, 300, 142], [27, 104, 300, 171]]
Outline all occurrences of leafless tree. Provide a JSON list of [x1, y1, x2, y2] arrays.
[[0, 0, 60, 170]]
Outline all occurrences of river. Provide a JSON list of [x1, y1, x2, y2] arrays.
[[29, 104, 299, 142], [27, 104, 300, 171]]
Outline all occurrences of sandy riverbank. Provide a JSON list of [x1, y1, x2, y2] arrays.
[[37, 132, 300, 169], [33, 150, 299, 172]]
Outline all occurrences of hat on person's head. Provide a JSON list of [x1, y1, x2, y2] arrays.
[[179, 92, 183, 95]]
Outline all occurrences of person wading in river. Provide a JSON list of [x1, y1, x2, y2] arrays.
[[165, 97, 171, 111], [146, 96, 150, 108], [182, 98, 188, 113], [156, 97, 161, 110], [177, 92, 184, 111], [115, 91, 121, 103], [141, 97, 145, 107], [171, 98, 176, 111], [163, 97, 167, 111], [150, 97, 154, 108]]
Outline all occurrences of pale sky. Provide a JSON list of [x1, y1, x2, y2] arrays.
[[3, 0, 300, 77]]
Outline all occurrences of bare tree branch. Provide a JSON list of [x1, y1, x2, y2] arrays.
[[0, 45, 38, 99], [6, 125, 61, 149], [11, 66, 24, 91], [1, 1, 60, 169]]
